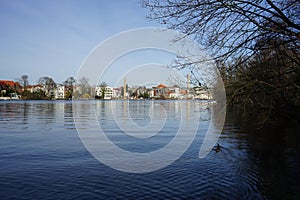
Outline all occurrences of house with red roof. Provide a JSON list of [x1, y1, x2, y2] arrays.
[[0, 80, 23, 96], [152, 83, 168, 98], [152, 83, 181, 99], [26, 84, 44, 93]]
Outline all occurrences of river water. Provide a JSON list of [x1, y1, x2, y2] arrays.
[[0, 100, 299, 199]]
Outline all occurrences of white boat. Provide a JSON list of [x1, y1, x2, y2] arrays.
[[0, 93, 20, 100]]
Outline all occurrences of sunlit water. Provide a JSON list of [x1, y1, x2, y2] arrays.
[[0, 100, 299, 199]]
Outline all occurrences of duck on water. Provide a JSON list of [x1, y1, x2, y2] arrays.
[[214, 144, 221, 152]]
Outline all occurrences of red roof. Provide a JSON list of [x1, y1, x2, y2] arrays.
[[27, 84, 43, 89], [180, 90, 187, 95], [14, 82, 22, 88], [0, 80, 22, 92], [0, 80, 15, 87], [156, 83, 167, 88]]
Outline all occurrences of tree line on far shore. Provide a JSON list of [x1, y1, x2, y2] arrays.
[[5, 76, 77, 100]]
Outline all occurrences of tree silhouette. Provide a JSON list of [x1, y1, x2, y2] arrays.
[[142, 0, 300, 61]]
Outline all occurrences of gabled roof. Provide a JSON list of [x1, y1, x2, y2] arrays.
[[14, 82, 22, 88], [0, 80, 15, 87], [0, 80, 22, 88], [27, 84, 43, 89], [180, 90, 187, 95], [156, 83, 167, 88]]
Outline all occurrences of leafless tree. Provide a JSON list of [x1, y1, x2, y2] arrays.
[[75, 77, 93, 99], [64, 77, 76, 98], [224, 37, 300, 126], [142, 0, 300, 125], [99, 81, 107, 88], [21, 75, 29, 89], [38, 77, 56, 97], [142, 0, 300, 62], [64, 77, 76, 87]]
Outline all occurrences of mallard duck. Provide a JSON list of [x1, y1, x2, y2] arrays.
[[214, 143, 221, 152]]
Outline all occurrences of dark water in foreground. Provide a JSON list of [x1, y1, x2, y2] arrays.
[[0, 100, 299, 199]]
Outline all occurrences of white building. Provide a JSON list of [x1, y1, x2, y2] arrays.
[[168, 86, 181, 99], [26, 84, 44, 93], [193, 86, 212, 100], [95, 86, 114, 99], [112, 88, 121, 99], [95, 86, 102, 97], [148, 89, 154, 98], [104, 86, 113, 99], [55, 84, 65, 99]]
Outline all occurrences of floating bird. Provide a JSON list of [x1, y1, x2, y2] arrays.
[[214, 143, 221, 152]]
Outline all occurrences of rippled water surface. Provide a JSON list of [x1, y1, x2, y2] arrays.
[[0, 100, 299, 199]]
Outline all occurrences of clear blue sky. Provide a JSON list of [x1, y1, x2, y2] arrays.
[[0, 0, 166, 85]]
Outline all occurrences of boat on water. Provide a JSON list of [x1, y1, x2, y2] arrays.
[[0, 93, 20, 100]]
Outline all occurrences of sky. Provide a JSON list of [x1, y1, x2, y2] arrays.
[[0, 0, 182, 86]]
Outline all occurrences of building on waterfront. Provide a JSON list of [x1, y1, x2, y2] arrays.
[[1, 77, 213, 100], [104, 86, 113, 99], [26, 84, 44, 93], [152, 84, 181, 99], [54, 84, 65, 99], [168, 85, 181, 99], [0, 80, 22, 95], [112, 87, 122, 99], [192, 86, 212, 100], [129, 86, 149, 99], [95, 86, 115, 99], [152, 83, 168, 99]]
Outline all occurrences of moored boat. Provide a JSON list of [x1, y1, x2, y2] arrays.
[[0, 93, 20, 100]]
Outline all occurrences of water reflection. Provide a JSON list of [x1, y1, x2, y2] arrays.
[[0, 101, 299, 199], [224, 107, 300, 199], [0, 100, 78, 131], [64, 102, 74, 129], [73, 100, 209, 173]]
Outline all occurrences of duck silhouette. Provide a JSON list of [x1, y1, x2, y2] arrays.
[[214, 143, 221, 152]]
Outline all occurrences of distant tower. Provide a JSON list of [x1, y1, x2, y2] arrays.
[[187, 73, 190, 95], [123, 77, 127, 100]]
